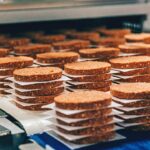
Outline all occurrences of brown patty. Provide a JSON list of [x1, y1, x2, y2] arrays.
[[0, 48, 9, 57], [99, 28, 131, 37], [52, 40, 90, 51], [57, 115, 113, 127], [35, 34, 66, 44], [0, 84, 10, 88], [68, 86, 110, 92], [15, 86, 64, 96], [57, 123, 114, 135], [115, 67, 150, 76], [0, 83, 10, 89], [125, 33, 150, 43], [0, 78, 12, 83], [13, 67, 62, 82], [111, 83, 150, 99], [16, 95, 56, 104], [0, 69, 14, 76], [125, 116, 150, 124], [55, 90, 111, 110], [15, 102, 50, 111], [124, 108, 150, 115], [37, 52, 79, 63], [70, 73, 111, 82], [0, 56, 33, 69], [6, 38, 30, 47], [14, 44, 52, 54], [65, 61, 111, 75], [113, 99, 150, 108], [68, 32, 100, 41], [115, 74, 150, 83], [110, 56, 150, 69], [0, 90, 11, 95], [95, 37, 125, 47], [79, 47, 120, 58], [59, 107, 112, 119], [119, 43, 150, 54], [15, 81, 63, 89], [67, 80, 111, 89]]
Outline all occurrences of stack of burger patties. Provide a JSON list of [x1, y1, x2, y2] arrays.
[[52, 40, 90, 52], [64, 61, 111, 91], [125, 33, 150, 44], [12, 67, 64, 111], [111, 83, 150, 130], [4, 37, 31, 50], [0, 56, 33, 95], [13, 44, 52, 58], [36, 52, 79, 68], [95, 28, 131, 38], [91, 28, 130, 47], [92, 37, 125, 48], [118, 42, 150, 57], [52, 90, 115, 144], [32, 34, 66, 44], [66, 31, 101, 44], [79, 47, 120, 61], [109, 55, 150, 83], [0, 34, 28, 57]]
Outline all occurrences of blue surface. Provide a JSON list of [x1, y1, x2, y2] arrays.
[[104, 140, 150, 150], [30, 131, 150, 150]]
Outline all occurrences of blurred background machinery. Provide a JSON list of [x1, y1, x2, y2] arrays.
[[0, 0, 149, 32]]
